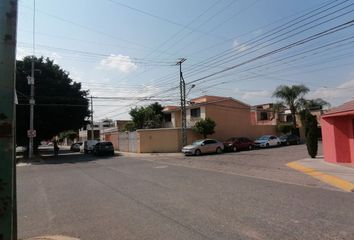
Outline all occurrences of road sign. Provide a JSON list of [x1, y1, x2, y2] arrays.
[[27, 130, 36, 138]]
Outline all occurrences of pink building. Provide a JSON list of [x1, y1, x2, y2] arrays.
[[321, 100, 354, 165]]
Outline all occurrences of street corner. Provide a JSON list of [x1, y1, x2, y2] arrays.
[[24, 235, 80, 240], [286, 158, 354, 192]]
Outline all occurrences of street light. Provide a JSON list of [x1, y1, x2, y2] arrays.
[[186, 84, 196, 98]]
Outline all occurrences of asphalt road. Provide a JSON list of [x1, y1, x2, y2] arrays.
[[17, 149, 354, 240]]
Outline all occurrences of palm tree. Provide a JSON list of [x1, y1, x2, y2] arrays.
[[300, 98, 330, 111], [273, 85, 310, 130]]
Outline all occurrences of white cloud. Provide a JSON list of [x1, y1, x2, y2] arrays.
[[232, 40, 250, 52], [235, 88, 270, 100], [49, 52, 62, 63], [99, 54, 137, 74], [309, 79, 354, 101], [16, 47, 30, 60]]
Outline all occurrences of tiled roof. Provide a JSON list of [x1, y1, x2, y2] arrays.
[[323, 100, 354, 117]]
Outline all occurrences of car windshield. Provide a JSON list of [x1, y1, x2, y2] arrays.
[[258, 136, 269, 140], [279, 136, 287, 140], [192, 140, 204, 145]]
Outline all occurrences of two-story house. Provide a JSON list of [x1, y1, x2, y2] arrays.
[[162, 95, 276, 141]]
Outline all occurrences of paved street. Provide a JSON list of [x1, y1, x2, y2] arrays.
[[18, 145, 354, 240]]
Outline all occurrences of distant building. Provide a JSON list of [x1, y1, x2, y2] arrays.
[[78, 120, 116, 141]]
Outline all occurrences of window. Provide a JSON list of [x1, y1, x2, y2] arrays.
[[260, 112, 268, 120], [205, 140, 217, 144], [190, 108, 201, 118], [164, 113, 172, 122]]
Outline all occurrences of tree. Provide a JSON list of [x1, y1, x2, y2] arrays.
[[129, 102, 163, 129], [277, 124, 293, 135], [299, 98, 330, 111], [193, 118, 216, 138], [273, 85, 309, 131], [16, 56, 90, 150], [121, 122, 135, 132], [301, 111, 318, 158], [58, 130, 78, 142]]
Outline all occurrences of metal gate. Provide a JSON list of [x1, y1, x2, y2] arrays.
[[118, 131, 138, 153]]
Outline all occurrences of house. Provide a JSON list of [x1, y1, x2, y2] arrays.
[[162, 95, 277, 141], [321, 100, 354, 165], [78, 120, 116, 142], [251, 102, 324, 139], [100, 120, 131, 150]]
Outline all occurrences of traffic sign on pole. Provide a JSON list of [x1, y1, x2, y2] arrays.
[[27, 129, 36, 138]]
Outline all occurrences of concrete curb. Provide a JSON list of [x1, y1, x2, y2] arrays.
[[287, 159, 354, 192], [24, 236, 79, 240]]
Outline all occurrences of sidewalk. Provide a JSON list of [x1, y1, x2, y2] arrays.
[[115, 151, 183, 158], [287, 157, 354, 192]]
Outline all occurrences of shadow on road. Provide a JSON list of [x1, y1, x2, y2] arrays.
[[36, 148, 118, 165]]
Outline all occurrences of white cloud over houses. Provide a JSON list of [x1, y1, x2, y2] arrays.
[[99, 54, 137, 74], [309, 78, 354, 102], [235, 88, 271, 101]]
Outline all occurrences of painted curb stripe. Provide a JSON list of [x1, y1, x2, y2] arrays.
[[287, 162, 354, 192]]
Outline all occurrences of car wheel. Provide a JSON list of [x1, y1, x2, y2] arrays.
[[297, 140, 301, 145], [84, 149, 88, 154], [216, 147, 223, 154], [195, 149, 201, 156], [266, 143, 269, 147], [248, 145, 253, 150], [286, 141, 290, 146], [232, 146, 237, 152]]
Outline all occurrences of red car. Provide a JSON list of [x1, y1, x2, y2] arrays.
[[223, 137, 255, 152]]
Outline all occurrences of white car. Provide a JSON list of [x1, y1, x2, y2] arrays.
[[254, 135, 281, 148], [16, 145, 27, 153], [182, 139, 224, 156], [80, 140, 99, 154]]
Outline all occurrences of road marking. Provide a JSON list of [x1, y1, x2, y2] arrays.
[[287, 161, 354, 192]]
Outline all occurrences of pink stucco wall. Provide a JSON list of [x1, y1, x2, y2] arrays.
[[321, 115, 354, 164]]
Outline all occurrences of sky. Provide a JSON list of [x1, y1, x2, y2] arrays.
[[17, 0, 354, 120]]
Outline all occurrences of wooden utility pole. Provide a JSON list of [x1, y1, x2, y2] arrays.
[[0, 0, 18, 239]]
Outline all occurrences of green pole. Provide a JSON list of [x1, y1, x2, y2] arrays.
[[0, 0, 18, 239]]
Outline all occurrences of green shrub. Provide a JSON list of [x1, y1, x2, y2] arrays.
[[277, 124, 293, 135], [193, 118, 216, 138], [303, 112, 318, 158]]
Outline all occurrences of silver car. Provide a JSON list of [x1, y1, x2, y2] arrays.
[[182, 139, 224, 156]]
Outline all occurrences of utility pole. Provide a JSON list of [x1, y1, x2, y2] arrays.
[[0, 0, 18, 239], [90, 96, 94, 140], [177, 58, 187, 148], [28, 0, 36, 158]]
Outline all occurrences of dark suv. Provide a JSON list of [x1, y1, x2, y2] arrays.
[[279, 134, 301, 146], [93, 142, 115, 156]]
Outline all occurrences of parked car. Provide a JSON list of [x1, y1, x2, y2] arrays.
[[16, 145, 27, 153], [70, 142, 82, 152], [93, 141, 115, 156], [182, 139, 224, 156], [223, 137, 254, 152], [254, 135, 281, 148], [279, 134, 301, 146], [81, 140, 99, 154]]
